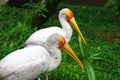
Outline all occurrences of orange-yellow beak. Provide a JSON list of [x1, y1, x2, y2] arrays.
[[61, 43, 84, 71], [70, 17, 87, 45]]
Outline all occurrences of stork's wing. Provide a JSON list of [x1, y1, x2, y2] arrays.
[[0, 46, 50, 80], [24, 27, 65, 47]]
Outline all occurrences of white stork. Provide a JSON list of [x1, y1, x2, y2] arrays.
[[0, 33, 84, 80]]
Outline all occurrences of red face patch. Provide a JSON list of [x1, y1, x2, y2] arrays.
[[66, 9, 74, 22], [59, 36, 66, 48]]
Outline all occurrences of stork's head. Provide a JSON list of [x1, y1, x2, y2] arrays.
[[47, 33, 84, 70], [59, 8, 87, 45]]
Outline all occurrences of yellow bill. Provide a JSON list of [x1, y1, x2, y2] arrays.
[[61, 43, 84, 71], [70, 17, 87, 45]]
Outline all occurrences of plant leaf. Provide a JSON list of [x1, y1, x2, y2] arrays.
[[84, 61, 96, 80], [78, 35, 85, 58]]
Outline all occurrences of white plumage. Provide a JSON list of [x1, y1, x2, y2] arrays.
[[0, 33, 84, 80], [22, 8, 86, 80], [25, 27, 65, 47], [0, 46, 53, 80], [24, 8, 87, 47]]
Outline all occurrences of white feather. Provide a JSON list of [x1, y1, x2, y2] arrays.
[[0, 34, 63, 80], [24, 8, 73, 47]]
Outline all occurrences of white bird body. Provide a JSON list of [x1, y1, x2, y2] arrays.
[[25, 27, 68, 47], [0, 33, 84, 80], [24, 8, 87, 47], [21, 8, 86, 80], [0, 33, 64, 80], [0, 46, 61, 80], [0, 8, 87, 80], [0, 46, 49, 80]]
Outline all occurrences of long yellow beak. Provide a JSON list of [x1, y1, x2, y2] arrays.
[[70, 17, 87, 45], [61, 43, 84, 71]]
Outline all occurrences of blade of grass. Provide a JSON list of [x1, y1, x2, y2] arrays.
[[78, 35, 85, 58], [84, 61, 96, 80]]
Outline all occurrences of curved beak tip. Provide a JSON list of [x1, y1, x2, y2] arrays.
[[70, 18, 87, 45], [62, 43, 84, 71]]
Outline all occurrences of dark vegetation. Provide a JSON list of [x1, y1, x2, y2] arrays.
[[31, 0, 62, 28]]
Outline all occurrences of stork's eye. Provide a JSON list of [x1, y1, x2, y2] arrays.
[[66, 15, 70, 18], [59, 36, 66, 48], [60, 41, 64, 45]]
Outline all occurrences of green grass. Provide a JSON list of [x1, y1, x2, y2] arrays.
[[0, 3, 120, 80]]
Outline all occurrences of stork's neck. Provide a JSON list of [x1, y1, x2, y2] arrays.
[[59, 16, 73, 42], [45, 44, 62, 72]]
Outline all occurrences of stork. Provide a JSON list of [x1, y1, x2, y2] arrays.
[[0, 33, 84, 80], [23, 8, 87, 48]]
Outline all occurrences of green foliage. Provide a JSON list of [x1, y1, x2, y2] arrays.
[[0, 7, 36, 58], [0, 3, 120, 80], [24, 0, 48, 17], [78, 35, 96, 80], [78, 35, 85, 58], [24, 0, 37, 9], [105, 0, 119, 13], [84, 61, 95, 80]]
